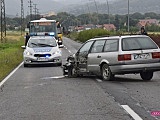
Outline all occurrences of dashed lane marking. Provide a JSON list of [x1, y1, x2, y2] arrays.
[[63, 45, 73, 54], [0, 62, 23, 88], [96, 79, 103, 82], [68, 50, 72, 54], [121, 105, 143, 120]]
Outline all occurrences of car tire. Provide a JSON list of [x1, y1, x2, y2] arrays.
[[101, 64, 114, 81], [24, 64, 28, 67], [57, 63, 62, 66], [68, 66, 77, 78], [140, 71, 153, 81]]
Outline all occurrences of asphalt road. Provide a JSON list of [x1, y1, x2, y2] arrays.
[[0, 37, 160, 120]]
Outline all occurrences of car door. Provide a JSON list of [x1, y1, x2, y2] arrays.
[[88, 39, 119, 73], [87, 39, 106, 72], [76, 40, 94, 72]]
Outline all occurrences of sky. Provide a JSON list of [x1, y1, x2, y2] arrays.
[[4, 0, 116, 16]]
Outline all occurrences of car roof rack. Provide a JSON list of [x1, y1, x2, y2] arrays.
[[93, 33, 140, 38]]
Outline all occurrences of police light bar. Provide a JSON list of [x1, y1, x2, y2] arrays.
[[29, 32, 55, 36], [48, 32, 55, 36]]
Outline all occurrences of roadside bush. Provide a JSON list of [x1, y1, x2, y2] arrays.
[[65, 32, 78, 41], [149, 34, 160, 47], [77, 29, 115, 43]]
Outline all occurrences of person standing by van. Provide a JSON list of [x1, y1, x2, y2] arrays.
[[140, 26, 148, 35], [25, 33, 30, 46]]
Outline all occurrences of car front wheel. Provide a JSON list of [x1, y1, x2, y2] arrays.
[[24, 63, 28, 67], [68, 66, 77, 78], [101, 64, 114, 81], [140, 71, 153, 81]]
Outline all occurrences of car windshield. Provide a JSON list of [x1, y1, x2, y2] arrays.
[[122, 37, 158, 51], [28, 38, 57, 48]]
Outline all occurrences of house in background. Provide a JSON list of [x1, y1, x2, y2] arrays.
[[103, 24, 116, 31], [137, 19, 159, 29]]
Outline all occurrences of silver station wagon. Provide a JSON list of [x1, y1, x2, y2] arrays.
[[63, 35, 160, 81]]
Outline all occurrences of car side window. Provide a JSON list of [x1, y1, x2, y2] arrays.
[[91, 40, 105, 53], [104, 39, 119, 52], [79, 41, 94, 54]]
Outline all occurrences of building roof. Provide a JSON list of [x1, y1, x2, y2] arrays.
[[103, 24, 116, 30]]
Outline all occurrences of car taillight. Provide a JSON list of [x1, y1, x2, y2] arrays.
[[118, 54, 131, 61], [152, 52, 160, 59]]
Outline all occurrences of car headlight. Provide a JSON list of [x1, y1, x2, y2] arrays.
[[24, 51, 33, 56], [53, 50, 61, 55]]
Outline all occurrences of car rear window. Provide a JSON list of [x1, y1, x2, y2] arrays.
[[122, 37, 158, 51]]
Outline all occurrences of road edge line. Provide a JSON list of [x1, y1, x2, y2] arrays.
[[0, 62, 23, 87], [121, 105, 143, 120]]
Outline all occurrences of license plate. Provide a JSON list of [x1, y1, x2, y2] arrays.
[[37, 57, 49, 61], [134, 53, 150, 60]]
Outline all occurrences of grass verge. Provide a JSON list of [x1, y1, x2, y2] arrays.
[[0, 32, 24, 82]]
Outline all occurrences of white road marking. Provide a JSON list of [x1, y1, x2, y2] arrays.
[[121, 105, 143, 120], [63, 46, 73, 54], [41, 76, 65, 80], [0, 62, 23, 87], [96, 79, 103, 82], [68, 50, 72, 54]]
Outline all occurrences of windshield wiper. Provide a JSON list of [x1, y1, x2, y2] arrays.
[[31, 43, 38, 46], [37, 43, 56, 47]]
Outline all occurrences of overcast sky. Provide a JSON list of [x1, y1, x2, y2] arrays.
[[5, 0, 116, 16]]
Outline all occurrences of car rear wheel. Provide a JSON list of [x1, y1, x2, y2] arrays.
[[101, 64, 114, 81], [140, 71, 153, 81]]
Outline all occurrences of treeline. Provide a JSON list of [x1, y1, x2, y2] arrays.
[[3, 12, 160, 32]]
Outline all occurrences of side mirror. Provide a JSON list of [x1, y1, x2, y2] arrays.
[[59, 45, 64, 48], [27, 22, 30, 28], [21, 45, 26, 49], [76, 51, 79, 56]]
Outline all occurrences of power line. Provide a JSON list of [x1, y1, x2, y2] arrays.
[[1, 0, 6, 42]]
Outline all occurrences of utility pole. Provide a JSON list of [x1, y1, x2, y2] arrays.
[[21, 0, 24, 35], [89, 0, 99, 25], [127, 0, 130, 32], [36, 8, 40, 19], [93, 0, 98, 25], [28, 0, 33, 21], [87, 3, 92, 24], [33, 3, 37, 19], [93, 0, 98, 14], [106, 0, 110, 24], [1, 0, 6, 42]]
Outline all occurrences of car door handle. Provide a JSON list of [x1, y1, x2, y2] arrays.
[[97, 55, 101, 58]]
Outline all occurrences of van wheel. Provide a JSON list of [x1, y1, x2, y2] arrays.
[[101, 64, 114, 81], [140, 71, 153, 81]]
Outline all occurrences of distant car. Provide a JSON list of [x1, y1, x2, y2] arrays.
[[23, 36, 62, 67], [63, 35, 160, 81]]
